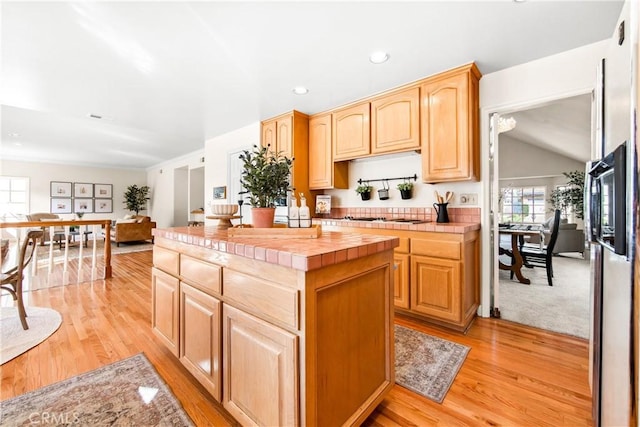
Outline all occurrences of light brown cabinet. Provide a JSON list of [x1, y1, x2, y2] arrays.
[[320, 224, 480, 332], [151, 267, 179, 356], [261, 111, 314, 212], [153, 233, 395, 426], [308, 113, 348, 190], [409, 232, 479, 331], [371, 86, 420, 154], [223, 304, 298, 426], [420, 63, 480, 183], [180, 282, 221, 401], [393, 253, 410, 309], [332, 102, 371, 160]]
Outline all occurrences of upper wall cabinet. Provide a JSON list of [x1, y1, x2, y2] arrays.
[[309, 113, 348, 190], [260, 111, 313, 209], [420, 63, 481, 183], [371, 86, 420, 155], [332, 102, 371, 161]]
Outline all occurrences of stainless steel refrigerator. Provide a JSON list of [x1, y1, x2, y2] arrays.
[[586, 2, 636, 425]]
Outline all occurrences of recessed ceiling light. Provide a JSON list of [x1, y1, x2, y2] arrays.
[[369, 51, 389, 64], [292, 86, 309, 95]]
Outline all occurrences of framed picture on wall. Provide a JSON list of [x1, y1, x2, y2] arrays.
[[213, 186, 226, 199], [73, 198, 93, 214], [94, 184, 112, 198], [73, 182, 93, 198], [50, 181, 72, 197], [51, 198, 72, 214], [94, 199, 113, 213]]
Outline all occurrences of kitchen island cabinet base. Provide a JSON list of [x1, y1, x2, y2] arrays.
[[152, 234, 395, 426]]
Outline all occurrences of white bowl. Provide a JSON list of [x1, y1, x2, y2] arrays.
[[211, 204, 239, 216]]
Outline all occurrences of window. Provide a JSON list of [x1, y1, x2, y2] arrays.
[[500, 186, 546, 224], [0, 176, 29, 219]]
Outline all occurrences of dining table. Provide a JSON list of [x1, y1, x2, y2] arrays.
[[498, 226, 543, 285]]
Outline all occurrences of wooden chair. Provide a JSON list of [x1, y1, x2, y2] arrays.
[[512, 210, 562, 286], [0, 230, 43, 330]]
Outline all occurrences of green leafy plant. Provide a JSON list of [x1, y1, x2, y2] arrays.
[[239, 145, 293, 208], [396, 182, 413, 191], [548, 170, 585, 220], [123, 184, 150, 215], [355, 184, 373, 194]]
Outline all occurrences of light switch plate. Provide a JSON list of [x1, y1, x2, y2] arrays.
[[459, 193, 478, 205]]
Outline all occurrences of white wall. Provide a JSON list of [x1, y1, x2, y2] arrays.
[[324, 152, 480, 209], [478, 40, 608, 317], [146, 149, 205, 228], [203, 122, 258, 224], [0, 159, 146, 220], [499, 135, 586, 179]]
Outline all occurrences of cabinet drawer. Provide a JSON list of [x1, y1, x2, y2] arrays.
[[180, 254, 221, 295], [395, 237, 410, 254], [224, 270, 299, 330], [153, 246, 179, 276], [411, 237, 461, 260]]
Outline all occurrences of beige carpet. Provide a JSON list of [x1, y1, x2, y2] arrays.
[[0, 353, 194, 425], [498, 253, 590, 338], [0, 306, 62, 365], [395, 325, 470, 403]]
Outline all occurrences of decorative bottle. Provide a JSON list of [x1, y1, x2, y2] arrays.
[[289, 195, 300, 228], [299, 193, 311, 228]]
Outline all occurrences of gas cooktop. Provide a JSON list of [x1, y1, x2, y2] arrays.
[[336, 216, 430, 224]]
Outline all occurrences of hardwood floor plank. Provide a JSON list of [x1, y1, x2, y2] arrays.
[[0, 250, 592, 426]]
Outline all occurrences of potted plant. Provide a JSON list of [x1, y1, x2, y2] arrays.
[[239, 145, 293, 228], [124, 184, 151, 215], [355, 184, 373, 201], [548, 170, 585, 222], [397, 182, 414, 200]]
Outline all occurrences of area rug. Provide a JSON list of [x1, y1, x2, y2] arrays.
[[0, 306, 62, 365], [498, 253, 590, 338], [395, 325, 470, 403], [0, 353, 194, 426]]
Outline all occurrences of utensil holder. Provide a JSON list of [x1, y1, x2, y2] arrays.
[[433, 203, 450, 223]]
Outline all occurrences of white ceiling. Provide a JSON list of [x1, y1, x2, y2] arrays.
[[505, 94, 593, 163], [0, 1, 623, 169]]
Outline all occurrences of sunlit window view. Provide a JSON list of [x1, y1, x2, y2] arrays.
[[500, 186, 546, 224], [0, 176, 29, 218]]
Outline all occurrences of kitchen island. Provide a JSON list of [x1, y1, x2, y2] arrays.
[[151, 226, 398, 426]]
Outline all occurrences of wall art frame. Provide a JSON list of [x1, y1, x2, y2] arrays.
[[51, 198, 72, 214], [73, 182, 94, 198], [50, 181, 72, 197], [73, 198, 94, 214], [94, 183, 113, 198], [213, 186, 227, 200], [94, 199, 113, 213]]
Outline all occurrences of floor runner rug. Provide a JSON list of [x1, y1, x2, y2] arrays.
[[395, 324, 470, 403], [0, 353, 194, 426]]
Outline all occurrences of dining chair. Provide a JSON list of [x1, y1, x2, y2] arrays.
[[0, 229, 43, 330], [512, 209, 561, 286]]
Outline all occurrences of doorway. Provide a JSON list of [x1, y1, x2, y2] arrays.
[[491, 93, 593, 338]]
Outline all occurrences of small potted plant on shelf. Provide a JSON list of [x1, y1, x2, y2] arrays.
[[355, 184, 373, 201], [239, 144, 293, 228], [397, 182, 414, 200]]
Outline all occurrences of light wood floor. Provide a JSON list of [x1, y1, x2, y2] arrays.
[[1, 250, 593, 426]]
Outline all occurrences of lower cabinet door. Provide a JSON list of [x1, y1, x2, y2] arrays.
[[393, 253, 410, 309], [180, 282, 221, 401], [222, 304, 298, 426], [151, 267, 179, 356], [410, 255, 462, 323]]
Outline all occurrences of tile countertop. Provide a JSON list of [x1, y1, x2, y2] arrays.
[[153, 226, 399, 272], [313, 218, 481, 234]]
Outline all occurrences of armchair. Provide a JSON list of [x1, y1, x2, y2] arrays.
[[26, 213, 64, 246], [109, 215, 156, 246]]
